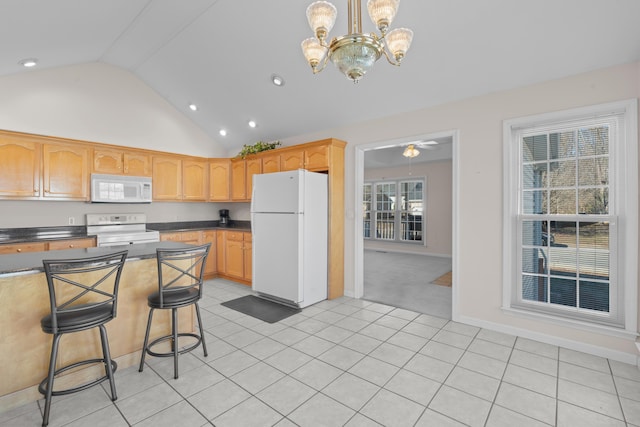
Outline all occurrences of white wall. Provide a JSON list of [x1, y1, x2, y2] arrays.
[[364, 160, 452, 256], [0, 62, 237, 228], [279, 61, 640, 363], [0, 62, 225, 158]]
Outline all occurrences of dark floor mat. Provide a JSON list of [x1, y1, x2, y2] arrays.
[[221, 295, 301, 323]]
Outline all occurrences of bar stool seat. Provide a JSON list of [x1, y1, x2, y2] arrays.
[[38, 250, 128, 427], [139, 244, 211, 379]]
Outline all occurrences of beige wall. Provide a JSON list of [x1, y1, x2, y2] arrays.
[[280, 61, 640, 364], [364, 160, 452, 256]]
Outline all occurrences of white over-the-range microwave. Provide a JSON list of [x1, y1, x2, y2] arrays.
[[90, 173, 152, 203]]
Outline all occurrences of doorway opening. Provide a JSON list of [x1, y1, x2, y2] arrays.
[[354, 131, 459, 320]]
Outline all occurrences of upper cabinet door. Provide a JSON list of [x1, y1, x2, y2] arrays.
[[0, 137, 41, 199], [245, 158, 262, 199], [124, 152, 151, 176], [280, 150, 304, 171], [304, 145, 329, 171], [42, 143, 90, 200], [209, 159, 230, 201], [93, 148, 123, 174], [230, 159, 247, 201], [152, 156, 182, 200], [183, 159, 208, 201], [261, 152, 280, 174]]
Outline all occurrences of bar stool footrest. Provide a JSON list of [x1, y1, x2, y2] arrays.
[[38, 358, 118, 397], [144, 333, 203, 358]]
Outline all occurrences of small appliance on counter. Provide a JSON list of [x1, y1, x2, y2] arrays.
[[219, 209, 230, 226]]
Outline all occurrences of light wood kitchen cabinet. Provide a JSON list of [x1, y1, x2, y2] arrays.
[[277, 144, 329, 172], [225, 231, 245, 279], [261, 152, 280, 174], [94, 148, 151, 176], [47, 237, 96, 251], [209, 159, 230, 201], [152, 155, 182, 200], [201, 230, 217, 277], [230, 159, 247, 201], [42, 143, 90, 200], [0, 135, 41, 199], [124, 152, 151, 176], [280, 150, 304, 171], [159, 232, 182, 242], [243, 233, 252, 282], [179, 231, 201, 244], [0, 237, 95, 254], [303, 144, 329, 171], [182, 159, 208, 201], [159, 230, 200, 244], [216, 231, 226, 274], [215, 230, 251, 285], [245, 157, 261, 199], [93, 148, 122, 174], [0, 242, 47, 254]]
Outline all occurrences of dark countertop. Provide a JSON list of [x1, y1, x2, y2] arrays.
[[0, 226, 91, 244], [0, 221, 252, 245], [146, 220, 251, 233], [0, 241, 193, 276]]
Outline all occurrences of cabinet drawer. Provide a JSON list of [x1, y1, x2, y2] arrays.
[[180, 231, 201, 242], [48, 238, 95, 250], [0, 242, 47, 254], [226, 231, 244, 242], [160, 232, 182, 242]]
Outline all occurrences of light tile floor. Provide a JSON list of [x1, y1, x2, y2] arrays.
[[3, 279, 640, 426]]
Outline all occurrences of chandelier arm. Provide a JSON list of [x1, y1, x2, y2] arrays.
[[381, 44, 402, 66], [313, 53, 331, 74]]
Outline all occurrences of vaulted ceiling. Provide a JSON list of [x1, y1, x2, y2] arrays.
[[2, 0, 640, 156]]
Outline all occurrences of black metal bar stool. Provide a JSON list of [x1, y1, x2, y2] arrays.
[[39, 250, 128, 427], [138, 244, 210, 379]]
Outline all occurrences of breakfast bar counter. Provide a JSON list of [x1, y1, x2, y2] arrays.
[[0, 242, 195, 410]]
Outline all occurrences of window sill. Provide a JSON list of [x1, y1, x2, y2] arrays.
[[501, 306, 638, 341]]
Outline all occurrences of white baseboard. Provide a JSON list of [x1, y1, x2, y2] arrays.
[[458, 314, 640, 367]]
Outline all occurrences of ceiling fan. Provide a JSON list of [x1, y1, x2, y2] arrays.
[[402, 140, 439, 158]]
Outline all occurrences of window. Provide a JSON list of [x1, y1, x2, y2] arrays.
[[363, 178, 424, 243], [504, 100, 637, 331]]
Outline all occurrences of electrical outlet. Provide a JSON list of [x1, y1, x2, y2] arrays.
[[68, 217, 75, 225]]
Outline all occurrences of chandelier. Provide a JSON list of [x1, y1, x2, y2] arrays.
[[301, 0, 413, 83]]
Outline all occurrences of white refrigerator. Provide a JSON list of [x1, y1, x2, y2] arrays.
[[251, 169, 328, 308]]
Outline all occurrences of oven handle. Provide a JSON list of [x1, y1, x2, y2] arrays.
[[97, 239, 159, 247]]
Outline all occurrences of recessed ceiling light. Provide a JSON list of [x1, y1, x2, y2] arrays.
[[188, 103, 198, 111], [19, 58, 38, 68], [271, 74, 285, 87], [248, 120, 257, 128], [219, 129, 227, 136]]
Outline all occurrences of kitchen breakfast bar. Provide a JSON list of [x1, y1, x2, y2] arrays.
[[0, 242, 196, 410]]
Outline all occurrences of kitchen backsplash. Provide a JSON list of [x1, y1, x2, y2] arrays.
[[0, 200, 251, 228]]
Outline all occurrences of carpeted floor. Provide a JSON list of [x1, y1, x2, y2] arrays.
[[363, 250, 452, 319]]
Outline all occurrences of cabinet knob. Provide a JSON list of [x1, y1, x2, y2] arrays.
[[17, 248, 22, 253], [69, 244, 74, 248]]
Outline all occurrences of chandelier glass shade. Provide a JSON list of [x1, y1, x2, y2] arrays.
[[301, 0, 413, 83]]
